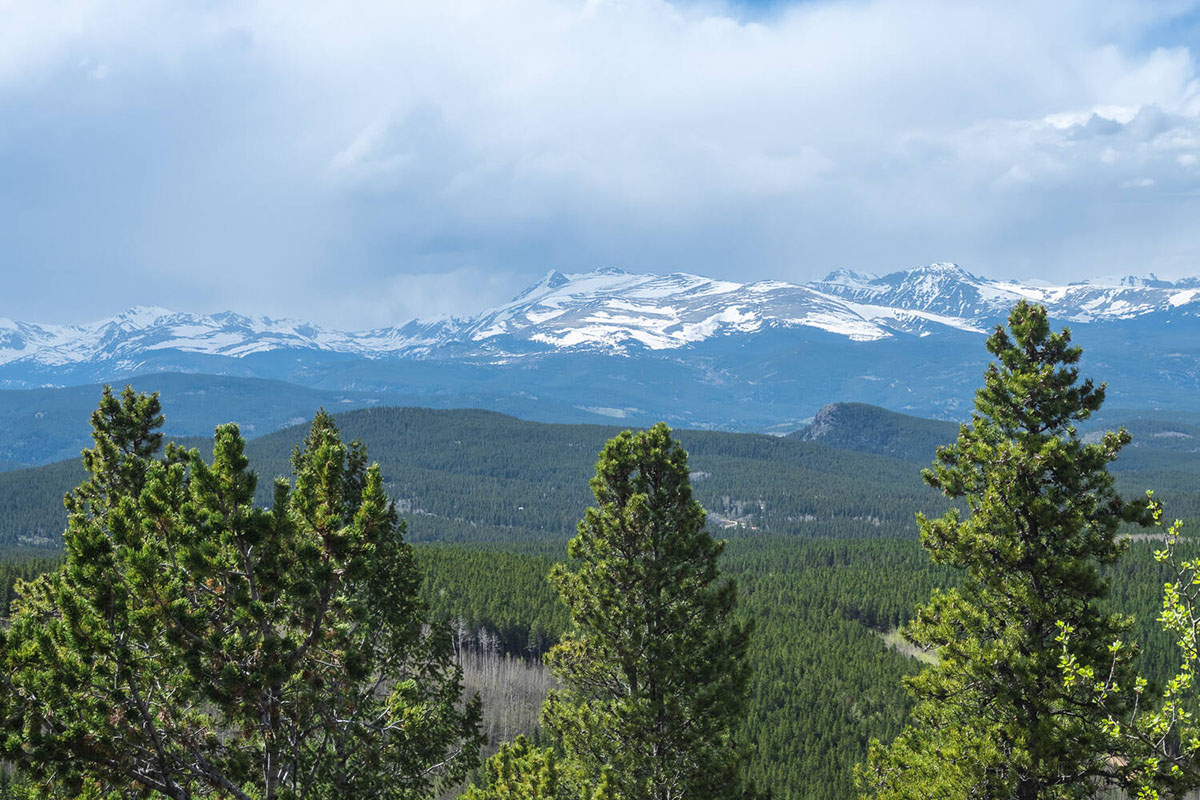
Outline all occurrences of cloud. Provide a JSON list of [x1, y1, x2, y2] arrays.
[[0, 0, 1198, 326]]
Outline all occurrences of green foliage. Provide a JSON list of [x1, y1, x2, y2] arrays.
[[728, 537, 938, 799], [1131, 505, 1200, 795], [861, 302, 1156, 799], [0, 551, 60, 617], [412, 534, 1200, 800], [458, 736, 617, 800], [9, 403, 1200, 556], [6, 382, 1200, 798], [543, 423, 754, 800], [1055, 499, 1200, 799], [418, 546, 568, 656], [0, 406, 955, 551], [7, 532, 1198, 799], [425, 536, 943, 800], [0, 387, 482, 799]]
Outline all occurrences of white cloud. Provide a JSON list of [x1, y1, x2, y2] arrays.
[[0, 0, 1198, 326]]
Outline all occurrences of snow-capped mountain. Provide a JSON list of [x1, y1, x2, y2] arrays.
[[0, 307, 362, 368], [811, 262, 1200, 325], [441, 267, 893, 351], [3, 263, 1200, 376], [2, 262, 1200, 449]]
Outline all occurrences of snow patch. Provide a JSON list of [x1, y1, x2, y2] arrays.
[[3, 265, 1200, 368], [576, 406, 629, 418]]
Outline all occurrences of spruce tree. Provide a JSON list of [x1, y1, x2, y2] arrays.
[[0, 388, 482, 799], [860, 302, 1155, 799], [541, 422, 753, 800]]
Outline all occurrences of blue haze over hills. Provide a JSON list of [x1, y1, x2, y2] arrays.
[[0, 262, 1197, 467]]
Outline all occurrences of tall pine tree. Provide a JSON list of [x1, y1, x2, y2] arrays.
[[0, 388, 482, 799], [860, 302, 1155, 799], [542, 422, 753, 800]]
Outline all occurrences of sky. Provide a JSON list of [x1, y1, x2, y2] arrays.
[[1, 0, 1199, 328]]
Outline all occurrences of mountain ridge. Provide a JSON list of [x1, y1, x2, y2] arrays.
[[6, 400, 1199, 553], [4, 263, 1200, 431], [5, 263, 1200, 378], [0, 404, 947, 551]]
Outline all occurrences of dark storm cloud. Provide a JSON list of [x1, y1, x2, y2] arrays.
[[1, 0, 1198, 327]]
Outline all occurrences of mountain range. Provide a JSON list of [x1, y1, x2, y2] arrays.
[[1, 262, 1198, 455], [4, 264, 1200, 371]]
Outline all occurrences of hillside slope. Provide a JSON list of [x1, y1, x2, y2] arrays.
[[0, 373, 654, 468], [0, 405, 945, 551], [5, 402, 1195, 554], [792, 402, 961, 463]]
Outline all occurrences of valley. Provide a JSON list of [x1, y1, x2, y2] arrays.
[[3, 397, 1198, 798], [4, 266, 1200, 799]]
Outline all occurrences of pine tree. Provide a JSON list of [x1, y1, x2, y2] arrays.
[[0, 388, 482, 799], [459, 735, 614, 800], [859, 301, 1155, 799], [541, 422, 754, 800]]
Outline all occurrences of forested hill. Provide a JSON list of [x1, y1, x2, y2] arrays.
[[4, 401, 1200, 798], [0, 405, 951, 551], [5, 402, 1194, 554], [791, 402, 962, 463]]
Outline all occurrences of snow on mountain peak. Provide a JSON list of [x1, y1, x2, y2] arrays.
[[819, 268, 878, 287], [110, 306, 178, 326], [1080, 273, 1174, 289], [453, 268, 910, 351], [511, 270, 570, 303], [809, 263, 1200, 328], [2, 265, 1200, 371], [884, 262, 979, 284], [811, 262, 997, 323]]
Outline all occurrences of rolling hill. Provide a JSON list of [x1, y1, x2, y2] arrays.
[[791, 402, 961, 463], [5, 400, 1195, 554], [0, 404, 950, 551]]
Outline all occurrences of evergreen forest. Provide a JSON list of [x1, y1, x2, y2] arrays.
[[3, 330, 1200, 797]]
